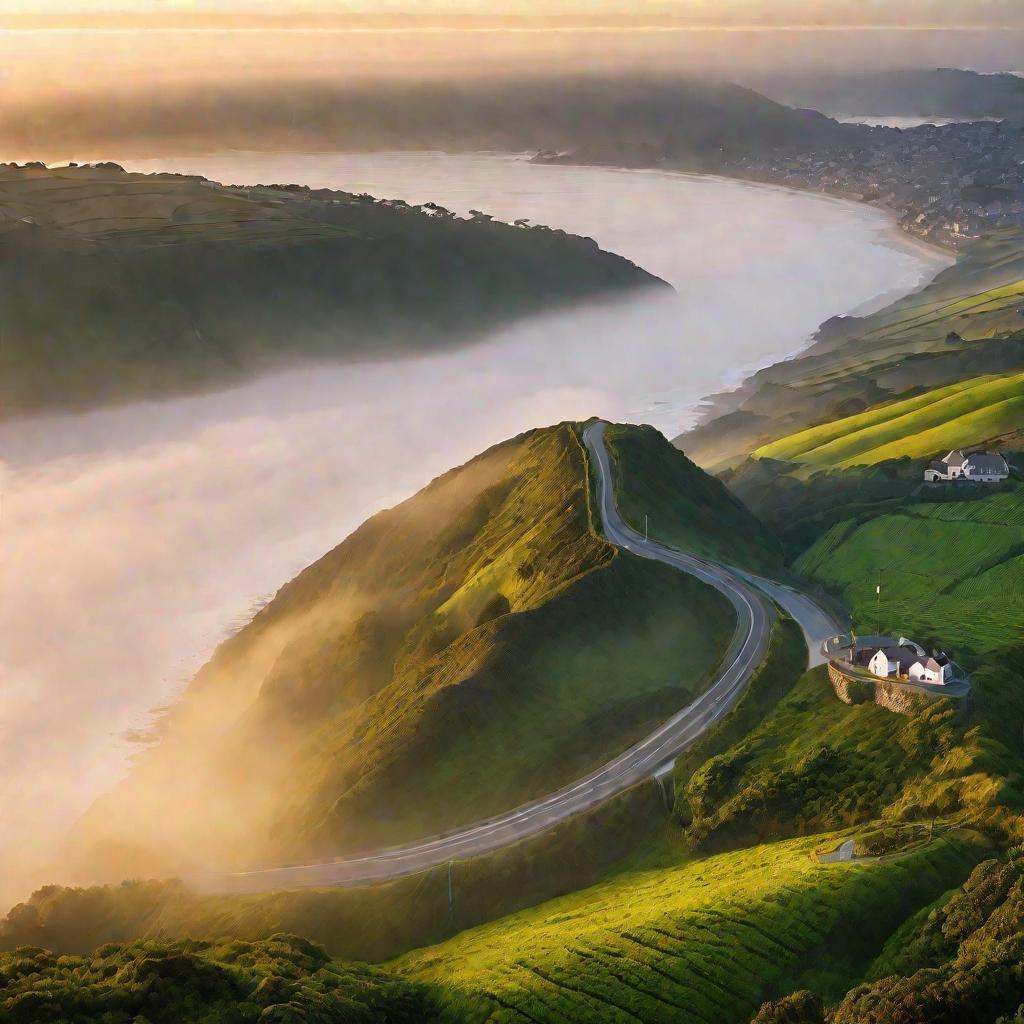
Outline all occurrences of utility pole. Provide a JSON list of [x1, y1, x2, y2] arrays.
[[876, 570, 881, 634], [645, 513, 649, 542], [447, 862, 454, 927]]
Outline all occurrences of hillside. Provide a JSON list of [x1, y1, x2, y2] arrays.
[[399, 831, 984, 1023], [0, 934, 436, 1024], [604, 423, 784, 572], [758, 854, 1024, 1023], [795, 481, 1024, 661], [753, 373, 1024, 470], [0, 162, 662, 419], [2, 75, 850, 165], [71, 422, 740, 879], [760, 68, 1024, 120], [680, 233, 1024, 471], [9, 415, 1024, 1022]]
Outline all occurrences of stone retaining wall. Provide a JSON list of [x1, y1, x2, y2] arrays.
[[827, 662, 962, 716]]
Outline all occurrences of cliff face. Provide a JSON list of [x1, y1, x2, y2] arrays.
[[0, 163, 665, 419]]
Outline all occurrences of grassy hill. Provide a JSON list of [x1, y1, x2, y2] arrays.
[[759, 853, 1024, 1024], [398, 830, 983, 1023], [794, 481, 1024, 660], [753, 372, 1024, 470], [604, 424, 784, 572], [0, 162, 662, 419], [680, 233, 1024, 471], [71, 422, 741, 879], [9, 415, 1024, 1022]]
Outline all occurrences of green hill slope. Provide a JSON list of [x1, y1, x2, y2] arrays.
[[398, 830, 982, 1024], [754, 372, 1024, 469], [72, 422, 740, 879], [680, 233, 1024, 470], [794, 482, 1024, 659], [759, 853, 1024, 1024], [0, 162, 663, 419], [604, 424, 784, 572]]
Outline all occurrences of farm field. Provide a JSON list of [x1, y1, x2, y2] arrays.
[[755, 371, 1024, 468], [795, 483, 1024, 659], [398, 831, 984, 1024]]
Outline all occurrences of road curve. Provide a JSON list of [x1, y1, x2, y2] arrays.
[[210, 421, 826, 893]]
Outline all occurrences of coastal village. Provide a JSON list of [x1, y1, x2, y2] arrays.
[[725, 118, 1024, 249]]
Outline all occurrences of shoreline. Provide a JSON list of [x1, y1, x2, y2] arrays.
[[100, 147, 957, 437]]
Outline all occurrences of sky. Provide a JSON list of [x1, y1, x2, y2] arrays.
[[1, 0, 1022, 25]]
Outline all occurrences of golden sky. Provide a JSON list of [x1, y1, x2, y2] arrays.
[[1, 0, 1021, 25]]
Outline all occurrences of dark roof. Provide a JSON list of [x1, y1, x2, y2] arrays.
[[928, 460, 947, 472], [965, 452, 1008, 475], [884, 646, 920, 672]]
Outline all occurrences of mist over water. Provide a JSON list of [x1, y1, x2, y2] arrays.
[[0, 153, 949, 904]]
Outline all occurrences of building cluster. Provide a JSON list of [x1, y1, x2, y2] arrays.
[[856, 638, 952, 685], [827, 634, 956, 687], [924, 449, 1010, 483], [725, 118, 1024, 249]]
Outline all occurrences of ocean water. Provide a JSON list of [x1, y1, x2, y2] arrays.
[[0, 152, 950, 897]]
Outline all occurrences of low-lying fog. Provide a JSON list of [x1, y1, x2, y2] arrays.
[[0, 153, 950, 906]]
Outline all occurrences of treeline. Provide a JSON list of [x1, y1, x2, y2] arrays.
[[0, 166, 662, 419], [0, 933, 435, 1023]]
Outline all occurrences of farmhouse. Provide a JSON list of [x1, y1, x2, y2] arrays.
[[924, 449, 1009, 483], [855, 636, 952, 685]]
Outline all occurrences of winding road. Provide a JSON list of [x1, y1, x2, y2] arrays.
[[213, 421, 841, 892]]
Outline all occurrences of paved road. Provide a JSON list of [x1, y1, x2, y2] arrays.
[[210, 421, 836, 892]]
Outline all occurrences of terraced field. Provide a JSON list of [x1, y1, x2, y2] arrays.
[[399, 832, 983, 1023], [755, 372, 1024, 468], [795, 483, 1024, 658]]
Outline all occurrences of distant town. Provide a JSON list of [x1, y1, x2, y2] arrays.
[[725, 118, 1024, 250]]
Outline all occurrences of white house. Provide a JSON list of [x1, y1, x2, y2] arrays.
[[863, 641, 951, 685], [925, 449, 1009, 483]]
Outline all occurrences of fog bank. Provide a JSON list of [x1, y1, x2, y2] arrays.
[[0, 154, 949, 907]]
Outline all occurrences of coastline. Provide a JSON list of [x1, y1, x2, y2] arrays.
[[111, 147, 956, 438], [530, 152, 955, 331]]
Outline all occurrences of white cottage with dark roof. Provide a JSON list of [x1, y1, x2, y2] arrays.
[[857, 637, 952, 685], [924, 449, 1009, 483]]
